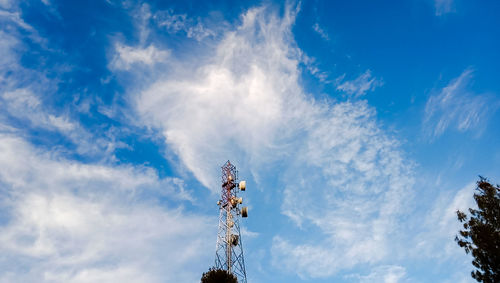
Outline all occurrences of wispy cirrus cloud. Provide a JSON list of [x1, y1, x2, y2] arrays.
[[312, 22, 329, 41], [153, 8, 216, 41], [131, 3, 414, 279], [0, 1, 494, 282], [413, 182, 476, 260], [136, 4, 306, 189], [301, 54, 329, 82], [336, 70, 384, 97], [346, 265, 408, 283], [1, 88, 76, 132], [0, 6, 213, 281], [0, 10, 72, 134], [0, 0, 12, 9], [273, 99, 414, 277], [110, 43, 170, 70], [0, 2, 47, 46], [0, 133, 212, 282], [423, 68, 497, 138], [0, 26, 123, 159], [0, 9, 33, 30], [0, 85, 128, 159], [0, 31, 21, 84]]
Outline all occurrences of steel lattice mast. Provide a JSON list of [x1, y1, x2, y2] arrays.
[[215, 161, 248, 283]]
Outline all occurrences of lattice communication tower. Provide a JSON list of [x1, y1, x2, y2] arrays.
[[215, 161, 248, 283]]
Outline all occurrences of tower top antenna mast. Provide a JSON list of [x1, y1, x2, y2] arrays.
[[215, 160, 248, 282]]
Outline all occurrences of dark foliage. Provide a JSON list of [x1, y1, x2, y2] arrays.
[[455, 177, 500, 283], [201, 267, 238, 283]]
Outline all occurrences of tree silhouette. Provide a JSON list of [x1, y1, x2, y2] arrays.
[[456, 177, 500, 283], [201, 267, 238, 283]]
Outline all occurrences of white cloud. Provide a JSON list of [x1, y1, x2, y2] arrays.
[[273, 100, 414, 278], [0, 133, 213, 282], [0, 0, 12, 9], [132, 3, 152, 45], [0, 4, 47, 46], [347, 265, 407, 283], [154, 9, 215, 41], [423, 68, 496, 138], [0, 87, 122, 158], [0, 14, 212, 280], [0, 12, 77, 137], [240, 226, 259, 239], [137, 4, 306, 189], [435, 0, 454, 16], [301, 53, 329, 82], [0, 5, 50, 82], [0, 19, 139, 160], [413, 182, 476, 259], [1, 88, 76, 131], [336, 70, 384, 97], [134, 3, 414, 278], [271, 237, 338, 278], [109, 4, 170, 71], [110, 43, 169, 70], [0, 10, 33, 30], [0, 30, 21, 82], [312, 22, 329, 41]]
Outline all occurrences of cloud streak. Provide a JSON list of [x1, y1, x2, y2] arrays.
[[110, 43, 170, 70], [137, 4, 306, 189], [312, 22, 329, 41], [423, 68, 497, 138], [0, 6, 213, 281], [0, 133, 213, 282], [413, 182, 476, 260], [336, 70, 383, 97], [347, 265, 408, 283], [154, 8, 216, 41], [133, 3, 414, 278]]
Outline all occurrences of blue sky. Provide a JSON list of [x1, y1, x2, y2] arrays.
[[0, 0, 499, 282]]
